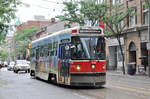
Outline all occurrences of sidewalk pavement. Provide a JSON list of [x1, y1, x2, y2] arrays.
[[107, 70, 150, 81]]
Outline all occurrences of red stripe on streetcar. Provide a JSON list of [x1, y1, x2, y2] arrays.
[[70, 60, 106, 73]]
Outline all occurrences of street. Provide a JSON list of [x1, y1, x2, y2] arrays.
[[0, 68, 150, 99]]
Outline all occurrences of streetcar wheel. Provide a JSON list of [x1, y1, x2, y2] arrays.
[[30, 70, 35, 76]]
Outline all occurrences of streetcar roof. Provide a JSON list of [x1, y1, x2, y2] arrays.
[[31, 26, 104, 48], [31, 26, 78, 44]]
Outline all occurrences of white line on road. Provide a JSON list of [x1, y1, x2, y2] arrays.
[[73, 93, 94, 99]]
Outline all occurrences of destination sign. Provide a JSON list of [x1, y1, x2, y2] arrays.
[[61, 39, 70, 43], [79, 29, 102, 34]]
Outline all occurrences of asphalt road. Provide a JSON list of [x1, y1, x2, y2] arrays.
[[0, 68, 150, 99]]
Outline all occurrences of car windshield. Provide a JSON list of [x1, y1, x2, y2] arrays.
[[10, 62, 15, 65], [71, 36, 105, 60], [16, 60, 28, 65]]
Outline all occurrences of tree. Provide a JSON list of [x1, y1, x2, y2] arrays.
[[0, 50, 8, 61], [58, 0, 133, 74], [14, 26, 40, 59], [144, 0, 150, 7], [102, 4, 134, 74], [57, 0, 107, 27], [0, 0, 20, 42]]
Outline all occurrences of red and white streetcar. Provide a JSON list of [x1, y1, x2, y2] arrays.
[[30, 26, 106, 87]]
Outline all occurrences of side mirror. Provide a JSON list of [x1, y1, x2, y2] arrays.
[[70, 45, 75, 49], [65, 45, 70, 50]]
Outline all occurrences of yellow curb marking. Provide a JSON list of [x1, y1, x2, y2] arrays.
[[109, 85, 150, 95]]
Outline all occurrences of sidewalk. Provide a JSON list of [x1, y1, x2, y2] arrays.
[[107, 70, 150, 81]]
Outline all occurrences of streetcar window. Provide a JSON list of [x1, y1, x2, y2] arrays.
[[59, 44, 70, 59], [36, 48, 39, 59], [49, 42, 52, 50], [53, 42, 58, 49], [33, 49, 35, 57], [40, 46, 44, 57], [71, 36, 105, 60], [30, 48, 35, 57], [30, 49, 33, 57], [53, 41, 58, 56], [47, 50, 49, 56], [44, 47, 47, 57], [50, 51, 54, 56]]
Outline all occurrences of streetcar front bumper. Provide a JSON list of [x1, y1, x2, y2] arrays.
[[70, 73, 106, 87]]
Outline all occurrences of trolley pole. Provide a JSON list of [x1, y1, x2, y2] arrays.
[[147, 6, 150, 77]]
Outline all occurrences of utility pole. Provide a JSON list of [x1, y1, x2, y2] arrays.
[[147, 2, 150, 77], [148, 6, 150, 77]]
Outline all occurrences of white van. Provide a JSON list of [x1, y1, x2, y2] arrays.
[[13, 60, 30, 73]]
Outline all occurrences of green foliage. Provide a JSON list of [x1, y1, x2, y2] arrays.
[[57, 1, 84, 27], [144, 0, 150, 7], [103, 4, 132, 37], [14, 26, 40, 58], [80, 0, 106, 26], [57, 0, 107, 27], [14, 26, 40, 41], [0, 50, 8, 61], [0, 0, 21, 42]]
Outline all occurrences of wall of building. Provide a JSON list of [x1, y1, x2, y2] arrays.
[[106, 0, 149, 71], [125, 31, 141, 67]]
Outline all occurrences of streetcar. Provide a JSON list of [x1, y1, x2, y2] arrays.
[[30, 26, 106, 87]]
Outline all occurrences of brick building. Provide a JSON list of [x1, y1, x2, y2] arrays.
[[32, 19, 78, 40], [14, 20, 51, 59], [16, 20, 50, 33], [105, 0, 148, 71]]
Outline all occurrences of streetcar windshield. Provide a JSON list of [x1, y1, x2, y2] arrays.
[[71, 36, 105, 60]]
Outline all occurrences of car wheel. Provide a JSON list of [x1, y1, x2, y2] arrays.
[[16, 70, 18, 73]]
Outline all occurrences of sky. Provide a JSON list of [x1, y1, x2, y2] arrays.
[[16, 0, 65, 22], [7, 0, 66, 36]]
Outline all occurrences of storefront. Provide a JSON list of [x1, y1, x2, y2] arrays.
[[107, 37, 125, 70]]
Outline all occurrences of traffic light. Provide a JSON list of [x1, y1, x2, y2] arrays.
[[28, 43, 31, 49], [27, 49, 30, 55]]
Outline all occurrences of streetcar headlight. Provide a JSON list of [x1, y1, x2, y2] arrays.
[[91, 64, 96, 69], [102, 64, 106, 69], [76, 65, 80, 71]]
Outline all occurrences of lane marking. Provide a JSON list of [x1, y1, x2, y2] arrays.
[[109, 85, 150, 95], [73, 93, 93, 99]]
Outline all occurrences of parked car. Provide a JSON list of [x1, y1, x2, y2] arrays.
[[7, 61, 15, 71], [13, 60, 30, 73], [0, 61, 2, 69], [4, 61, 8, 67]]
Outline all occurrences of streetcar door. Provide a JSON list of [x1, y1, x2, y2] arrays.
[[59, 43, 70, 84], [35, 47, 40, 72]]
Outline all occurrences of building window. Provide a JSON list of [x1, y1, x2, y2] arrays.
[[129, 7, 137, 27], [118, 12, 124, 29], [143, 4, 148, 25], [112, 0, 123, 5]]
